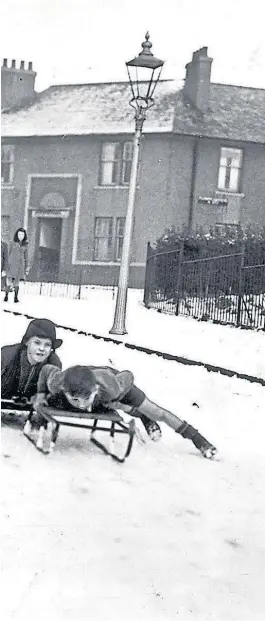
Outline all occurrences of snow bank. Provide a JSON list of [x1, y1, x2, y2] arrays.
[[2, 286, 264, 379]]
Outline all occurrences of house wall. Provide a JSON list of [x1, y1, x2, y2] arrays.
[[192, 138, 265, 229], [240, 144, 265, 226], [1, 135, 265, 287], [1, 134, 194, 285]]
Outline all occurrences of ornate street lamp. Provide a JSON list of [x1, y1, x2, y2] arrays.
[[110, 33, 164, 335]]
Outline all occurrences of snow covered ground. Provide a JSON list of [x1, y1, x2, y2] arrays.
[[2, 285, 265, 379], [1, 296, 265, 620]]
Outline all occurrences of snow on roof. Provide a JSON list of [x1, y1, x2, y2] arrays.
[[173, 84, 265, 144], [2, 80, 265, 143], [1, 80, 180, 137]]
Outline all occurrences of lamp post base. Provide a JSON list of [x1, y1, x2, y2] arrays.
[[109, 326, 128, 336]]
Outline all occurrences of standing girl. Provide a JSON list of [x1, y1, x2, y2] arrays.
[[4, 228, 29, 303]]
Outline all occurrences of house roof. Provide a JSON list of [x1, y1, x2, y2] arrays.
[[173, 84, 265, 143], [2, 79, 265, 143], [1, 80, 179, 137]]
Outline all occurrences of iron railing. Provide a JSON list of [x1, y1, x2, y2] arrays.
[[144, 243, 265, 329], [20, 275, 117, 301]]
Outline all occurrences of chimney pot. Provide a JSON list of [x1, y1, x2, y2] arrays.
[[1, 58, 36, 108]]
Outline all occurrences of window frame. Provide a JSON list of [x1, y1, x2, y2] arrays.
[[1, 214, 11, 242], [92, 216, 127, 262], [93, 217, 113, 261], [99, 141, 133, 187], [1, 144, 15, 185], [217, 147, 243, 193], [121, 142, 134, 185], [115, 217, 126, 261]]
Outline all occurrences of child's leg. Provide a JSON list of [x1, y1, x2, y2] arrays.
[[107, 402, 162, 442], [14, 284, 19, 302], [138, 399, 217, 458], [4, 277, 12, 300]]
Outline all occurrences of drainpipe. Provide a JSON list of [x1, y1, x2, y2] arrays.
[[188, 136, 199, 232]]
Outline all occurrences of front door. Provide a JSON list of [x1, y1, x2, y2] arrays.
[[37, 218, 62, 280]]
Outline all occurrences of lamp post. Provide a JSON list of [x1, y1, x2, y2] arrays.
[[110, 32, 164, 335]]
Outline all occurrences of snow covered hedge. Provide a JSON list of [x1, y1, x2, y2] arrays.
[[155, 224, 265, 266], [145, 225, 265, 308]]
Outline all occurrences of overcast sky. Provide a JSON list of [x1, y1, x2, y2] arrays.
[[1, 0, 265, 91]]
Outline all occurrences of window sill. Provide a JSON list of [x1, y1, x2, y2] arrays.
[[215, 221, 240, 227], [91, 261, 121, 265], [73, 260, 145, 267], [1, 184, 15, 190], [216, 190, 245, 198], [94, 185, 130, 190]]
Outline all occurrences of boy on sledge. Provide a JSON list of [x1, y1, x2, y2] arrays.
[[33, 363, 218, 459], [1, 317, 161, 441]]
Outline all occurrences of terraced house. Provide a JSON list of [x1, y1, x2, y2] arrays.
[[1, 48, 265, 287]]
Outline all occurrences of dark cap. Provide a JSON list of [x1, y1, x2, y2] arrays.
[[22, 318, 63, 349]]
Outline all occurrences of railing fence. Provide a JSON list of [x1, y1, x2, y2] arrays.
[[143, 242, 265, 329]]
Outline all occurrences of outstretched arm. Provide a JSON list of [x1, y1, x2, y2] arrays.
[[33, 364, 64, 408]]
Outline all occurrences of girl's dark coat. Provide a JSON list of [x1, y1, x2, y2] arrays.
[[1, 343, 62, 399]]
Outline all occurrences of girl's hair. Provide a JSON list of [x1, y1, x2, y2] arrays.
[[13, 228, 28, 245], [63, 366, 96, 397]]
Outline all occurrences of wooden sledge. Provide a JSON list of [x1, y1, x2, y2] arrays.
[[1, 397, 32, 416], [1, 399, 135, 463]]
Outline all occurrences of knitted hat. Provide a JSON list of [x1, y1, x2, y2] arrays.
[[22, 318, 63, 349]]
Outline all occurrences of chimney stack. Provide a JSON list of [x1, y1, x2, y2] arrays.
[[183, 47, 213, 112], [1, 58, 37, 110]]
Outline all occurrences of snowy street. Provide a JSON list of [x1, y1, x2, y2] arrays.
[[1, 294, 265, 620], [3, 285, 265, 379]]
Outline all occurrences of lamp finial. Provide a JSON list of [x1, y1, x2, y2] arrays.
[[140, 32, 153, 57]]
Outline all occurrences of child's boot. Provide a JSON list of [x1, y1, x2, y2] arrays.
[[140, 414, 162, 441], [177, 421, 217, 458]]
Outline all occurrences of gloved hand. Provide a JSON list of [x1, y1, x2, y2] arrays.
[[30, 393, 48, 428], [30, 411, 46, 428], [32, 392, 48, 410]]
